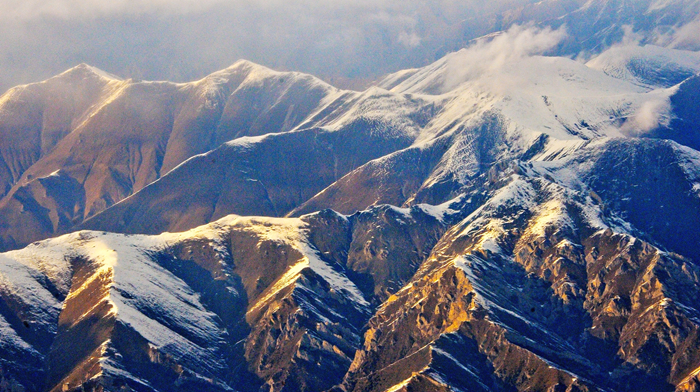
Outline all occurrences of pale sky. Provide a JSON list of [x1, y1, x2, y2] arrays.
[[0, 0, 698, 92], [0, 0, 531, 91]]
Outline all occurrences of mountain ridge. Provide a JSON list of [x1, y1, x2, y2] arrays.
[[0, 60, 340, 252], [79, 44, 700, 245], [1, 19, 700, 392]]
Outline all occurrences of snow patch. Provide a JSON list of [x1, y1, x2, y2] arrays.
[[587, 44, 700, 87], [416, 195, 462, 223], [527, 199, 575, 238]]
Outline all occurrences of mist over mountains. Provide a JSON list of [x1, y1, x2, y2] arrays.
[[1, 0, 699, 92], [1, 1, 700, 391]]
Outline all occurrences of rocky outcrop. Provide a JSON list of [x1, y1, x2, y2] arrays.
[[342, 164, 700, 392]]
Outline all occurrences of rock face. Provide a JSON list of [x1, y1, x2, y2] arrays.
[[2, 141, 700, 392], [342, 165, 700, 392], [2, 14, 700, 392], [0, 207, 446, 392]]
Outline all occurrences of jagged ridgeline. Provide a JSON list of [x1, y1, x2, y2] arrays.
[[2, 6, 700, 392]]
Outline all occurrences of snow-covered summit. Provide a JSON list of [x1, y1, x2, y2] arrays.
[[587, 44, 700, 87], [53, 63, 123, 82]]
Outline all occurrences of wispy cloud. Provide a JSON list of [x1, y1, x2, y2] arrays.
[[0, 0, 542, 92], [669, 17, 700, 50], [621, 95, 672, 135], [443, 24, 567, 92], [2, 0, 696, 94]]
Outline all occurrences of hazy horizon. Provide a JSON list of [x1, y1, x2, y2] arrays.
[[0, 0, 538, 92], [1, 0, 699, 93]]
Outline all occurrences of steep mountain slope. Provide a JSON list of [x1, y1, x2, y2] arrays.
[[0, 61, 336, 252], [0, 65, 119, 200], [2, 135, 700, 391], [551, 0, 700, 53], [647, 74, 700, 151], [341, 138, 700, 392], [5, 38, 699, 254], [80, 87, 429, 234], [84, 43, 695, 239], [0, 205, 449, 392]]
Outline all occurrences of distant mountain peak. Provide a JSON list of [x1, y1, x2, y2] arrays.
[[53, 63, 123, 83]]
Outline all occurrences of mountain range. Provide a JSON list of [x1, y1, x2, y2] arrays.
[[1, 2, 700, 391]]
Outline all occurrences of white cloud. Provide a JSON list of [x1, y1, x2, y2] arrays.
[[651, 15, 700, 50], [585, 24, 676, 134], [621, 96, 672, 135], [0, 0, 491, 91], [398, 31, 422, 48], [619, 25, 644, 47], [443, 24, 567, 92], [0, 0, 567, 93], [670, 17, 700, 50]]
